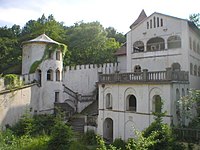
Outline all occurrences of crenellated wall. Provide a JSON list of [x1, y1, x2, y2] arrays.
[[63, 63, 118, 96]]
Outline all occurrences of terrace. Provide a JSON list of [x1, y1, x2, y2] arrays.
[[99, 68, 189, 84]]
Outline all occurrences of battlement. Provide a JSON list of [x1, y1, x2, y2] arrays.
[[65, 63, 118, 74]]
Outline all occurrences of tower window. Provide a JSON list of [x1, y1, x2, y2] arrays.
[[56, 51, 61, 60], [55, 92, 59, 102], [47, 69, 53, 81]]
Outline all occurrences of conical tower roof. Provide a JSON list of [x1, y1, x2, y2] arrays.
[[130, 10, 147, 29], [23, 34, 59, 45]]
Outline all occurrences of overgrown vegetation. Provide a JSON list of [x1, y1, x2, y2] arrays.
[[3, 74, 23, 90]]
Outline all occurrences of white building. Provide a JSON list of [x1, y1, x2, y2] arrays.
[[0, 10, 199, 142], [97, 10, 200, 141]]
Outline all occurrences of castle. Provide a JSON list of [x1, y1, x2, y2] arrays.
[[0, 10, 200, 141]]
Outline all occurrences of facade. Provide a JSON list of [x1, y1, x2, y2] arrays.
[[97, 10, 200, 141], [0, 10, 199, 142]]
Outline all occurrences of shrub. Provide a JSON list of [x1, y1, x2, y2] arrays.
[[48, 120, 73, 150], [112, 138, 126, 150], [69, 141, 89, 150], [81, 130, 97, 145]]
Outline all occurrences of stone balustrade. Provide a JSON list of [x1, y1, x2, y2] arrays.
[[99, 68, 189, 83]]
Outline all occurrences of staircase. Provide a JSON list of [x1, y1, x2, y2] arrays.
[[68, 115, 85, 134]]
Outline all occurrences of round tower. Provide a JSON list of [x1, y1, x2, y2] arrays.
[[22, 34, 65, 113]]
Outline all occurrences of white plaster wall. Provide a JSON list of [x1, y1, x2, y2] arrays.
[[97, 82, 189, 141], [63, 63, 118, 95], [0, 84, 39, 129], [117, 56, 127, 73]]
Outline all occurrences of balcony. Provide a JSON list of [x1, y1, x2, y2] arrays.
[[99, 68, 189, 84]]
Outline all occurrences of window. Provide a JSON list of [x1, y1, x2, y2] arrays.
[[190, 63, 193, 75], [106, 93, 112, 109], [147, 37, 165, 51], [47, 69, 53, 81], [171, 63, 181, 71], [55, 92, 59, 102], [193, 40, 197, 52], [198, 66, 200, 76], [194, 65, 197, 76], [133, 41, 144, 53], [48, 51, 53, 59], [153, 95, 162, 113], [150, 19, 152, 28], [160, 18, 163, 26], [56, 51, 61, 60], [56, 69, 61, 81], [182, 88, 185, 97], [189, 37, 192, 50], [127, 95, 137, 112], [157, 17, 159, 27], [153, 17, 156, 28], [36, 69, 42, 85], [197, 43, 200, 54], [167, 35, 181, 49], [147, 22, 149, 29], [134, 65, 141, 72]]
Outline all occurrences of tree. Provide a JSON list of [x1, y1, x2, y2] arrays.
[[105, 27, 126, 44], [189, 13, 200, 28], [65, 21, 120, 65]]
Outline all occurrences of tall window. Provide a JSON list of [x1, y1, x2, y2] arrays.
[[56, 51, 61, 60], [106, 93, 112, 109], [127, 95, 137, 112], [47, 69, 53, 81], [160, 18, 163, 26], [157, 17, 159, 27], [56, 69, 61, 81], [150, 19, 152, 28], [153, 17, 156, 28], [36, 69, 42, 85], [189, 37, 192, 50], [190, 63, 193, 75], [147, 22, 149, 29], [55, 92, 59, 102], [153, 95, 162, 113], [194, 65, 197, 76]]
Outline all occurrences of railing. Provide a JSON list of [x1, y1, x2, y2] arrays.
[[173, 128, 200, 143], [81, 95, 95, 102], [63, 84, 78, 100], [99, 68, 189, 83]]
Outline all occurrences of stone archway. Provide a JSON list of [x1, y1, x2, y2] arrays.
[[103, 118, 113, 142]]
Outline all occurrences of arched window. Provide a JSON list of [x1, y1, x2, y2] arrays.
[[160, 18, 163, 26], [153, 95, 162, 113], [193, 40, 197, 52], [147, 37, 165, 51], [182, 88, 185, 97], [127, 95, 137, 112], [56, 69, 61, 81], [167, 35, 181, 49], [47, 69, 53, 81], [150, 19, 152, 28], [48, 51, 53, 59], [176, 89, 180, 101], [190, 63, 193, 75], [147, 22, 149, 29], [134, 65, 141, 72], [194, 65, 197, 76], [133, 41, 144, 53], [157, 17, 160, 27], [36, 69, 42, 84], [153, 17, 156, 28], [171, 63, 181, 71], [106, 93, 112, 109], [56, 51, 61, 60], [198, 66, 200, 77], [189, 37, 192, 50], [197, 43, 200, 54]]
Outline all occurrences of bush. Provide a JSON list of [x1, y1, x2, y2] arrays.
[[112, 138, 126, 150], [69, 141, 89, 150], [48, 120, 73, 150], [81, 130, 97, 145]]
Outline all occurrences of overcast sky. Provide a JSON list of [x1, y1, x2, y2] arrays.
[[0, 0, 199, 33]]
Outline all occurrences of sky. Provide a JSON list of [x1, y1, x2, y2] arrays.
[[0, 0, 199, 33]]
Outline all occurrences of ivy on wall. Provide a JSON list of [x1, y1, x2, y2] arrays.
[[29, 43, 68, 73], [4, 74, 23, 90]]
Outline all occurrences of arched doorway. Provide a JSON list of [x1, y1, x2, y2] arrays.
[[103, 118, 113, 142]]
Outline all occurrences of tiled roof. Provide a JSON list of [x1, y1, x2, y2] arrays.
[[115, 43, 126, 56], [23, 34, 59, 44]]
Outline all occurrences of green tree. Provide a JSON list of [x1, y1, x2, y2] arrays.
[[189, 13, 200, 28], [105, 27, 126, 44], [65, 21, 120, 65]]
